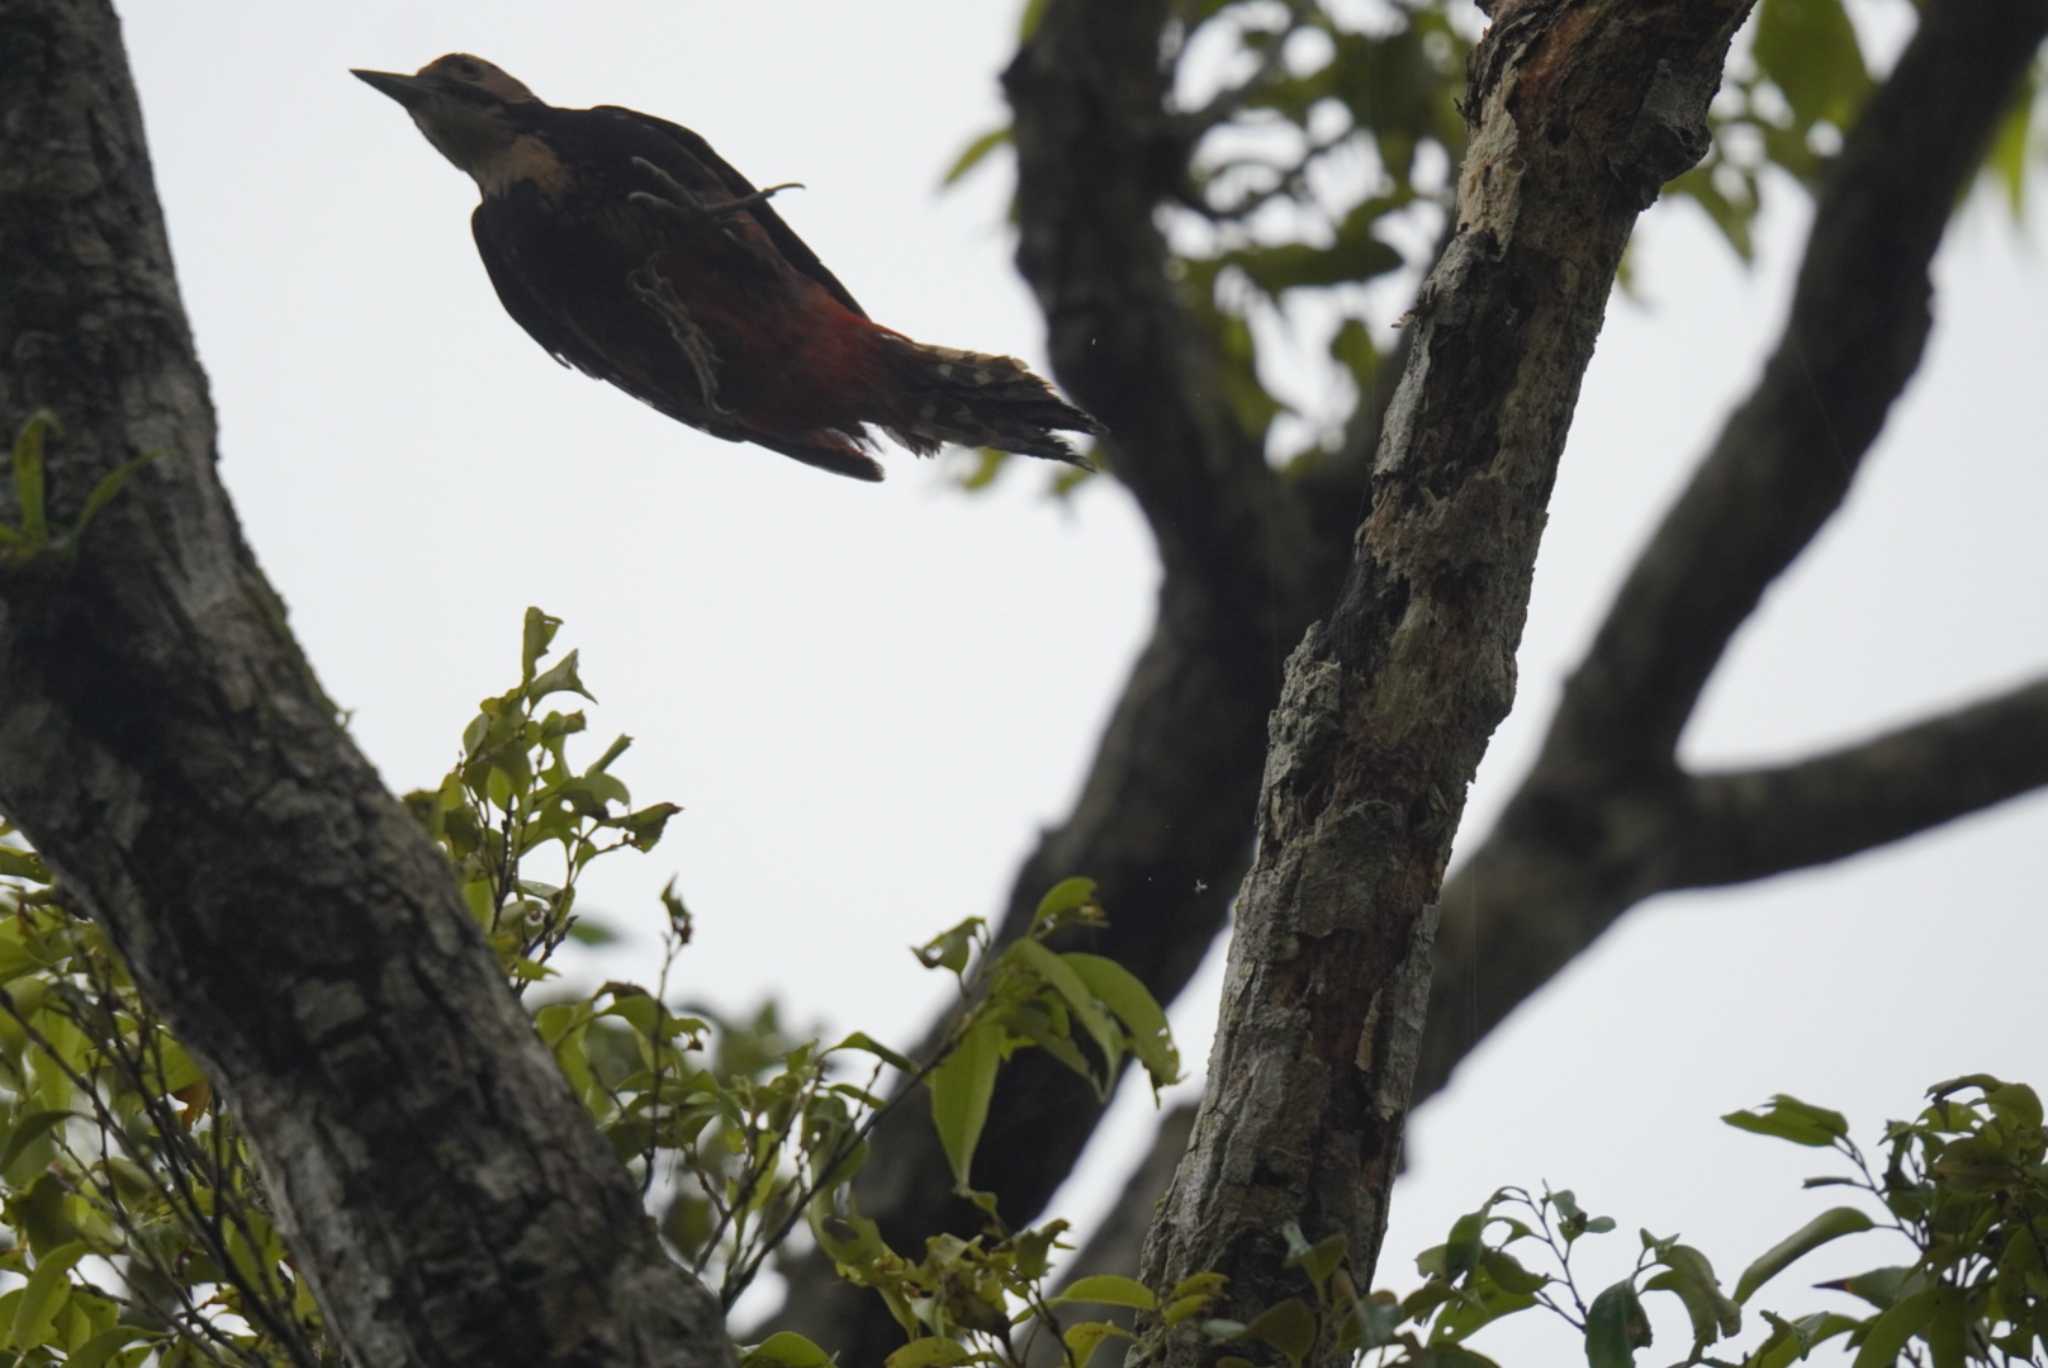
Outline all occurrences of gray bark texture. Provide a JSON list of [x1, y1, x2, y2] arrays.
[[1417, 0, 2048, 1108], [773, 0, 2048, 1357], [1131, 1, 1754, 1361], [0, 5, 736, 1365]]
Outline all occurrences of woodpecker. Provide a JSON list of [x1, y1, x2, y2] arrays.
[[351, 54, 1103, 482]]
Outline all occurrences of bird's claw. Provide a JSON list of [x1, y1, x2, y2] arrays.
[[628, 156, 803, 223], [628, 262, 730, 415]]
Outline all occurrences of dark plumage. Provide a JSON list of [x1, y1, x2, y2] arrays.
[[352, 54, 1104, 481]]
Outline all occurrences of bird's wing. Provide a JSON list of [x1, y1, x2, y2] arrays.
[[470, 202, 593, 373], [590, 105, 869, 320], [470, 197, 885, 482]]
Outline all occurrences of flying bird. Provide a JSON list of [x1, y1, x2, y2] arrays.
[[351, 54, 1103, 482]]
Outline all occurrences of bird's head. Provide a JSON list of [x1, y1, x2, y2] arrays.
[[352, 55, 544, 182]]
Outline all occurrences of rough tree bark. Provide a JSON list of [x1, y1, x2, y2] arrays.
[[1130, 2, 1755, 1360], [1028, 8, 2048, 1352], [777, 0, 2048, 1356], [0, 6, 734, 1365], [1418, 0, 2048, 1096]]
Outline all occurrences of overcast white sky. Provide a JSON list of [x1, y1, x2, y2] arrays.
[[119, 3, 2045, 1360]]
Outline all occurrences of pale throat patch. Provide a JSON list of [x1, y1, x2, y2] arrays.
[[471, 135, 571, 197]]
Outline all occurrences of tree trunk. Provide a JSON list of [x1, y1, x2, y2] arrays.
[[0, 6, 734, 1364], [1133, 4, 1753, 1360]]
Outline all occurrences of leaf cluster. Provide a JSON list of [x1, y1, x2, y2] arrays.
[[1312, 1077, 2048, 1368], [405, 606, 680, 988], [945, 0, 2040, 495], [0, 826, 331, 1366], [751, 880, 1185, 1368], [0, 610, 1190, 1368]]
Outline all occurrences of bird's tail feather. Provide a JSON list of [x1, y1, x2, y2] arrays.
[[876, 336, 1104, 466]]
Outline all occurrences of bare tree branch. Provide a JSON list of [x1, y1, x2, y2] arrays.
[[1003, 0, 1308, 598], [1417, 0, 2048, 1111], [1134, 6, 1755, 1359], [1534, 2, 2048, 780], [1678, 678, 2048, 887], [0, 7, 733, 1365]]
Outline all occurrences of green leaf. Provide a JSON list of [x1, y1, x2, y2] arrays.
[[527, 648, 594, 703], [1752, 0, 1869, 128], [1985, 75, 2036, 221], [1722, 1095, 1851, 1148], [740, 1330, 836, 1366], [151, 1038, 205, 1094], [1851, 1287, 1936, 1368], [1061, 1320, 1131, 1368], [1643, 1270, 1720, 1351], [1001, 999, 1095, 1082], [1925, 1284, 1965, 1368], [1329, 317, 1379, 389], [1033, 876, 1099, 928], [913, 917, 984, 976], [1750, 1311, 1860, 1368], [1441, 1209, 1488, 1278], [952, 445, 1010, 493], [1007, 940, 1119, 1092], [12, 410, 56, 546], [1986, 1081, 2044, 1132], [1480, 1249, 1548, 1296], [619, 801, 680, 850], [810, 1202, 892, 1275], [72, 451, 161, 540], [1669, 163, 1757, 263], [1163, 1271, 1227, 1326], [928, 1020, 1002, 1192], [0, 1110, 80, 1184], [1734, 1206, 1874, 1304], [1285, 1228, 1353, 1297], [68, 1325, 154, 1368], [1054, 1275, 1158, 1311], [1434, 1265, 1538, 1343], [884, 1336, 975, 1367], [520, 607, 560, 685], [828, 1031, 916, 1074], [1585, 1282, 1651, 1368], [1225, 233, 1403, 297], [1063, 952, 1181, 1094], [940, 126, 1012, 188], [10, 1239, 87, 1349], [1817, 1265, 1926, 1312], [1244, 1297, 1317, 1363]]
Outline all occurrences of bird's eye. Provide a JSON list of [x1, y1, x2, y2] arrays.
[[453, 58, 481, 79]]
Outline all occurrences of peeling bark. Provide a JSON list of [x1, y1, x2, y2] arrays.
[[0, 6, 734, 1365]]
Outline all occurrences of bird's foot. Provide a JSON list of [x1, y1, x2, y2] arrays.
[[628, 262, 730, 415], [628, 156, 803, 225]]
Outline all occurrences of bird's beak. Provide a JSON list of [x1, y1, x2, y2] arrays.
[[351, 68, 431, 110]]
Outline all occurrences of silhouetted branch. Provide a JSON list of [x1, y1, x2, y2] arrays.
[[1678, 678, 2048, 887]]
